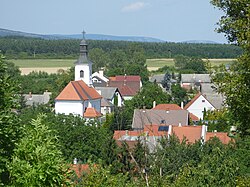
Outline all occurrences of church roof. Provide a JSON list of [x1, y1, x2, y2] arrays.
[[55, 80, 102, 101]]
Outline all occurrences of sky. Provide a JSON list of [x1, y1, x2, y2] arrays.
[[0, 0, 227, 43]]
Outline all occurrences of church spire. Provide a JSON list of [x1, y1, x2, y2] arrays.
[[74, 30, 93, 86]]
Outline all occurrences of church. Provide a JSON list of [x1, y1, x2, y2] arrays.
[[55, 31, 102, 119]]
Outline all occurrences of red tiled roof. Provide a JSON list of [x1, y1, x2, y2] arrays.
[[184, 93, 202, 110], [113, 75, 141, 82], [56, 80, 102, 101], [172, 126, 202, 143], [113, 130, 142, 139], [108, 81, 140, 96], [84, 107, 102, 118], [206, 132, 232, 144], [189, 112, 199, 121], [119, 85, 136, 96], [144, 124, 168, 136], [153, 104, 183, 110]]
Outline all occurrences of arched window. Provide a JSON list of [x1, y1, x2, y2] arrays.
[[80, 70, 84, 78]]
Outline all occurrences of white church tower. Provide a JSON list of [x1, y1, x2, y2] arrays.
[[75, 30, 93, 86]]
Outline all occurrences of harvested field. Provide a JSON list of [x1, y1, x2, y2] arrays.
[[20, 67, 70, 75]]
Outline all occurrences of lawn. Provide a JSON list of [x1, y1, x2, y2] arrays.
[[8, 59, 75, 68]]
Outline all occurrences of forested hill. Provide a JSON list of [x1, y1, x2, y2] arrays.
[[0, 36, 242, 59], [0, 28, 164, 42]]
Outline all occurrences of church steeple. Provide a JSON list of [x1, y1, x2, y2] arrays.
[[75, 30, 93, 86]]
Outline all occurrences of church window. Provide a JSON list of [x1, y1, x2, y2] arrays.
[[80, 70, 84, 78]]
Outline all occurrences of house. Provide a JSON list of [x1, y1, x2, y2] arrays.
[[108, 75, 142, 100], [92, 69, 109, 87], [149, 74, 177, 91], [200, 83, 225, 109], [132, 109, 189, 130], [114, 125, 208, 152], [95, 87, 123, 107], [55, 31, 102, 118], [100, 98, 114, 115], [152, 103, 199, 122], [181, 74, 211, 90], [114, 124, 232, 152], [184, 93, 215, 120], [55, 80, 102, 117], [23, 91, 51, 106]]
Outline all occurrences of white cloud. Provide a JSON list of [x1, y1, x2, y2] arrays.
[[121, 2, 147, 12]]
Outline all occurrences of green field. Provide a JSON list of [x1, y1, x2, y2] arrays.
[[9, 59, 75, 68], [146, 58, 236, 68], [9, 58, 236, 70]]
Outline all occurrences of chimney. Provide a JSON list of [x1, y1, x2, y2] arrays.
[[29, 92, 32, 98], [73, 158, 77, 164], [125, 130, 128, 136], [124, 74, 127, 86], [178, 122, 182, 127], [201, 125, 207, 144], [99, 69, 104, 77], [168, 125, 172, 139], [153, 101, 156, 108], [181, 102, 184, 109]]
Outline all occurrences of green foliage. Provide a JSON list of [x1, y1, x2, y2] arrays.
[[0, 54, 22, 185], [174, 55, 207, 73], [77, 165, 133, 187], [211, 0, 250, 137], [171, 84, 187, 105], [8, 115, 69, 186], [161, 71, 171, 91], [0, 36, 242, 59]]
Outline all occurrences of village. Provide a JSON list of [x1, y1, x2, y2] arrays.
[[1, 0, 249, 186]]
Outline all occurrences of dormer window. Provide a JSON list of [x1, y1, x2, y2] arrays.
[[80, 70, 84, 78]]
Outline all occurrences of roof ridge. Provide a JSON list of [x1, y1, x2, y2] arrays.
[[71, 81, 84, 100], [76, 81, 92, 100]]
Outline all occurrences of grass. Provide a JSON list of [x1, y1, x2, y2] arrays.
[[8, 59, 75, 68], [146, 58, 236, 69], [10, 58, 237, 71]]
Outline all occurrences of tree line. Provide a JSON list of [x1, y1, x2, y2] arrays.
[[0, 36, 242, 59]]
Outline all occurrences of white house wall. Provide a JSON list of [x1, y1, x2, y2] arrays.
[[111, 91, 123, 107], [186, 95, 215, 120], [55, 101, 84, 116]]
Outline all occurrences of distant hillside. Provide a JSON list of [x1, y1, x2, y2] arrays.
[[0, 28, 165, 43], [181, 40, 220, 44]]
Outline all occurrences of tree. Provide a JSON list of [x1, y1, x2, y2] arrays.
[[89, 48, 110, 72], [8, 115, 69, 186], [211, 0, 250, 137], [161, 70, 171, 91], [171, 84, 187, 105], [0, 54, 21, 185]]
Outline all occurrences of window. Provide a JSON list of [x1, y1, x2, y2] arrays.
[[202, 100, 205, 102], [80, 70, 84, 78]]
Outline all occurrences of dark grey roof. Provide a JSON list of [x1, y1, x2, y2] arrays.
[[149, 74, 164, 83], [205, 94, 225, 109], [132, 109, 189, 129], [201, 83, 217, 94], [23, 92, 51, 106], [101, 98, 114, 107], [181, 74, 211, 83], [201, 83, 225, 109], [95, 87, 118, 100]]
